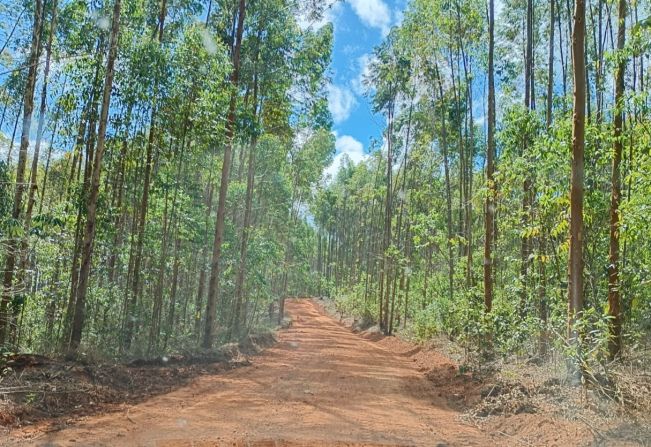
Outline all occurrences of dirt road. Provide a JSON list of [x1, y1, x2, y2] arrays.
[[6, 299, 495, 447]]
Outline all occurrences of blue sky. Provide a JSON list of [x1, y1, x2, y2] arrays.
[[0, 1, 410, 168], [314, 0, 409, 178]]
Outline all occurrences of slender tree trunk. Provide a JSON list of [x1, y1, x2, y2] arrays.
[[232, 127, 258, 338], [25, 0, 58, 226], [607, 0, 626, 360], [5, 104, 22, 165], [0, 0, 44, 344], [0, 7, 26, 59], [68, 0, 122, 353], [148, 187, 169, 353], [520, 0, 535, 311], [203, 0, 246, 349], [557, 0, 568, 98], [568, 0, 586, 350], [38, 101, 63, 215], [547, 0, 556, 128], [107, 138, 128, 282], [124, 111, 155, 348], [435, 64, 454, 302], [164, 231, 181, 348], [12, 1, 59, 342], [123, 0, 167, 349], [380, 97, 394, 334], [462, 54, 474, 288], [484, 0, 496, 314]]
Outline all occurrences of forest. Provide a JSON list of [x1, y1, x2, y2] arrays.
[[0, 0, 335, 357], [0, 0, 650, 444], [317, 0, 651, 374]]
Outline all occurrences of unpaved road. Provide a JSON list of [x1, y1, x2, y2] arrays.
[[6, 299, 495, 446]]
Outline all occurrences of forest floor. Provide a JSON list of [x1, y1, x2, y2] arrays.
[[1, 298, 649, 446]]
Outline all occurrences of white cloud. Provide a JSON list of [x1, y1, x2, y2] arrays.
[[328, 84, 357, 124], [297, 2, 342, 31], [324, 133, 368, 179], [351, 53, 376, 95], [0, 133, 54, 163], [348, 0, 392, 35]]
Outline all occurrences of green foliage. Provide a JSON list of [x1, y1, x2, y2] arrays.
[[0, 0, 336, 356], [311, 0, 651, 373]]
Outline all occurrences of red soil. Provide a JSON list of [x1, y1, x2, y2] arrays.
[[3, 299, 594, 446]]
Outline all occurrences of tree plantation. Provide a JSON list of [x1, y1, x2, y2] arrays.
[[316, 0, 651, 373], [0, 0, 651, 444], [0, 0, 335, 356]]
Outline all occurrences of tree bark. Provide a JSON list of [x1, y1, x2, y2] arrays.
[[68, 0, 122, 352], [0, 0, 44, 344], [203, 0, 247, 349], [484, 0, 496, 313], [547, 0, 556, 128], [607, 0, 626, 360], [568, 0, 586, 349]]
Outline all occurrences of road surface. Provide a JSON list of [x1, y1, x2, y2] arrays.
[[7, 299, 493, 446]]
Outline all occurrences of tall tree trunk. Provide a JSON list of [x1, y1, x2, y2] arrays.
[[123, 0, 167, 349], [547, 0, 556, 128], [435, 64, 454, 302], [380, 97, 394, 334], [607, 0, 626, 360], [568, 0, 586, 353], [25, 0, 58, 226], [12, 0, 60, 342], [231, 126, 258, 338], [68, 0, 122, 353], [148, 187, 170, 353], [484, 0, 496, 314], [203, 0, 246, 349], [520, 0, 535, 311], [0, 0, 44, 344], [124, 108, 156, 349]]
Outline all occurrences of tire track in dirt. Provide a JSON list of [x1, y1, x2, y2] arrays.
[[5, 299, 496, 447]]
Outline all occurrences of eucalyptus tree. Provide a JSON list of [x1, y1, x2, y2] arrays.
[[203, 0, 247, 349], [568, 0, 586, 351], [124, 0, 173, 350], [484, 0, 496, 313], [0, 0, 43, 345], [68, 0, 122, 352], [607, 0, 627, 360]]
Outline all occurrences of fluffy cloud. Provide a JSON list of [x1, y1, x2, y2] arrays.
[[328, 84, 357, 124], [351, 53, 376, 95], [297, 2, 342, 31], [323, 134, 368, 179], [348, 0, 392, 35]]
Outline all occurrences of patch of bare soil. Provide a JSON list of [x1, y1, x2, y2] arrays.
[[2, 298, 648, 446], [317, 298, 651, 447], [0, 334, 274, 431]]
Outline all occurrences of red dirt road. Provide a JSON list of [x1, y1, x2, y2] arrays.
[[6, 299, 495, 447]]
